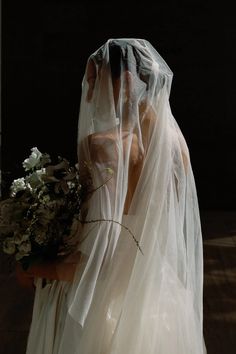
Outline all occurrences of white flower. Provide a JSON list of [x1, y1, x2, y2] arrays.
[[10, 178, 26, 197], [36, 168, 46, 179], [67, 181, 75, 189], [3, 238, 16, 255], [25, 168, 46, 189], [22, 147, 42, 171]]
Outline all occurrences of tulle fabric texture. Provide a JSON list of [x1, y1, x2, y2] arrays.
[[56, 38, 206, 353]]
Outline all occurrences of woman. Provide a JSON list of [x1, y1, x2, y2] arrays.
[[24, 38, 207, 353]]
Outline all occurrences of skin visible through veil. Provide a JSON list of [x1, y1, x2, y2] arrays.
[[25, 38, 207, 354]]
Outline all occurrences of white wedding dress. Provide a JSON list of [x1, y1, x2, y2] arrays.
[[26, 38, 207, 354]]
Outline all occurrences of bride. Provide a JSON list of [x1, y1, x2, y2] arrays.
[[23, 38, 207, 353]]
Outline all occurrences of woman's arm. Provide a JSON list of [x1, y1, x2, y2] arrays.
[[15, 252, 83, 286]]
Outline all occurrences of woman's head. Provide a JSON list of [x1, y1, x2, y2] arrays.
[[78, 39, 173, 142], [85, 38, 169, 121], [85, 40, 153, 103]]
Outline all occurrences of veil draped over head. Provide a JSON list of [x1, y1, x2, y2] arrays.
[[59, 39, 207, 354]]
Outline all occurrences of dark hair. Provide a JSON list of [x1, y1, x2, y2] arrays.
[[109, 43, 125, 79], [93, 40, 165, 90], [108, 41, 150, 87]]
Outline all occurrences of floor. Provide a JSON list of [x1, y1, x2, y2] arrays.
[[0, 210, 235, 354], [201, 211, 236, 354]]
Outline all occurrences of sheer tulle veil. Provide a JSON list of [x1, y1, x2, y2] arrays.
[[58, 38, 207, 354]]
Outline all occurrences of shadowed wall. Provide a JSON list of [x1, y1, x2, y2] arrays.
[[1, 0, 236, 209]]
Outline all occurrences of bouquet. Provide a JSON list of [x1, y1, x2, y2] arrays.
[[0, 147, 93, 270], [0, 147, 143, 272]]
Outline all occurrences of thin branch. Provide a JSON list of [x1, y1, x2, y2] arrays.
[[86, 174, 114, 196], [79, 218, 144, 255]]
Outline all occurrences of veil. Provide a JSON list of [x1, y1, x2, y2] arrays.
[[58, 38, 207, 354]]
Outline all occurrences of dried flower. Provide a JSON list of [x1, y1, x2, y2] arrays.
[[3, 238, 16, 255], [18, 241, 32, 254]]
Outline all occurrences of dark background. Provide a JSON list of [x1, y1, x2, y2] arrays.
[[1, 3, 236, 354], [1, 0, 236, 209]]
